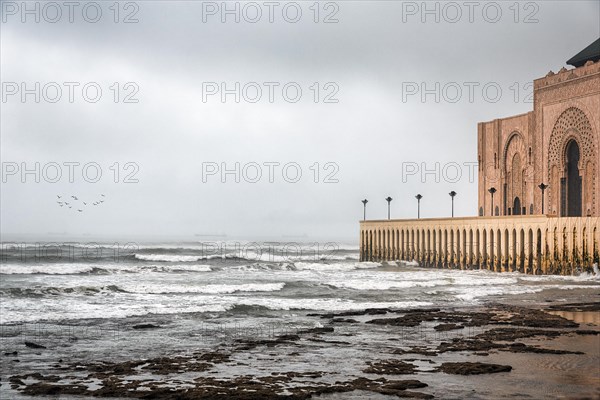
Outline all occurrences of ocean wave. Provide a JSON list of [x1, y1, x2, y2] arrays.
[[0, 263, 102, 275], [517, 272, 600, 282], [141, 264, 212, 273], [119, 282, 286, 295], [452, 286, 545, 302], [231, 297, 433, 311], [325, 279, 452, 291], [0, 302, 232, 324], [0, 263, 212, 275], [134, 254, 208, 262], [0, 285, 127, 297], [132, 251, 357, 263], [293, 261, 381, 271]]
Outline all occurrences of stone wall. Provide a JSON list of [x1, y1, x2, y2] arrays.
[[359, 216, 599, 275]]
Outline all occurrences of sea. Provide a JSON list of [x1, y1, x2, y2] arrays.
[[1, 240, 599, 399]]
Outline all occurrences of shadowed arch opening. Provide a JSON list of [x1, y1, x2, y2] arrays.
[[513, 197, 522, 215], [565, 139, 582, 216]]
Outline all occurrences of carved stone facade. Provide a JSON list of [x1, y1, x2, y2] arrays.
[[478, 60, 600, 218]]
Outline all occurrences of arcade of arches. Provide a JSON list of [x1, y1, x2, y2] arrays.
[[359, 216, 599, 275]]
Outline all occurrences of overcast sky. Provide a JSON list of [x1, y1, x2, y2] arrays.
[[1, 0, 599, 242]]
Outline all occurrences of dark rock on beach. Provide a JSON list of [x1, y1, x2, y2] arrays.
[[363, 359, 418, 375], [436, 362, 512, 375], [24, 342, 46, 349]]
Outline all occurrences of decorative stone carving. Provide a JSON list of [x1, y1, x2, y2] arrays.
[[547, 107, 597, 216]]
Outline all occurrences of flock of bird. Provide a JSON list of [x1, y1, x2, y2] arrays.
[[56, 194, 106, 212]]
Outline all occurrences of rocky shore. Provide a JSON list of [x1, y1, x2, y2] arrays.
[[2, 302, 599, 399]]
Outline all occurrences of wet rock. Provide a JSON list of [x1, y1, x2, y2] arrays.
[[24, 341, 46, 349], [307, 338, 351, 345], [497, 305, 579, 328], [575, 329, 600, 335], [331, 318, 359, 323], [394, 347, 439, 357], [475, 327, 563, 341], [367, 309, 493, 328], [546, 302, 600, 312], [22, 383, 88, 396], [308, 308, 393, 319], [436, 362, 512, 375], [502, 343, 584, 355], [132, 323, 160, 329], [363, 359, 417, 375], [297, 326, 334, 334], [434, 323, 463, 331], [235, 333, 301, 350]]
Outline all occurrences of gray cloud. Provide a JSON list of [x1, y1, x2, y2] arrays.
[[1, 0, 598, 241]]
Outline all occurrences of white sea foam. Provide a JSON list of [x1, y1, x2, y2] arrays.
[[452, 286, 545, 302], [133, 251, 355, 263], [326, 279, 452, 290], [400, 260, 420, 267], [294, 261, 381, 271], [0, 263, 97, 275], [0, 301, 231, 324], [119, 282, 286, 295], [134, 254, 206, 262], [517, 272, 600, 282], [233, 297, 433, 311], [148, 264, 212, 273]]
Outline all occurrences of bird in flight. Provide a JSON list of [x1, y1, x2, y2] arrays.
[[71, 196, 78, 200], [101, 194, 105, 197], [57, 195, 61, 199], [77, 209, 83, 212], [83, 202, 87, 206]]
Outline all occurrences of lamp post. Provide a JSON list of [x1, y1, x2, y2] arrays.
[[488, 187, 497, 216], [361, 199, 368, 221], [415, 194, 422, 219], [449, 191, 457, 218], [385, 197, 392, 220], [538, 183, 548, 214]]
